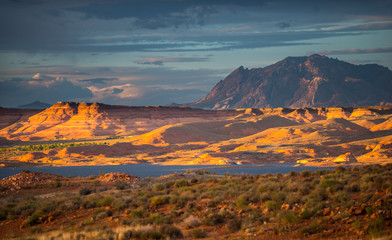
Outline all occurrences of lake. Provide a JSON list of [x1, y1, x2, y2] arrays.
[[0, 163, 335, 179]]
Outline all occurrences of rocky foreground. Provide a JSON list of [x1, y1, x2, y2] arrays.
[[0, 165, 391, 239], [0, 104, 391, 167]]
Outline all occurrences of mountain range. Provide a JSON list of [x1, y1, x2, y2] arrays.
[[17, 101, 51, 109], [189, 54, 392, 109]]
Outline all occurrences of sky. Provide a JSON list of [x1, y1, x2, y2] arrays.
[[0, 0, 391, 107]]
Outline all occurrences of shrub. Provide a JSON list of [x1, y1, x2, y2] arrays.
[[192, 229, 207, 238], [235, 194, 249, 209], [115, 181, 128, 190], [300, 170, 312, 178], [150, 196, 168, 207], [174, 180, 189, 188], [79, 186, 92, 195], [153, 183, 165, 191], [368, 217, 385, 238], [0, 208, 7, 220], [227, 218, 242, 232], [204, 213, 225, 226], [299, 220, 320, 236], [147, 213, 170, 225], [123, 228, 165, 240], [84, 217, 94, 225], [160, 224, 183, 238], [299, 208, 313, 219], [347, 184, 360, 192], [93, 180, 101, 186], [22, 210, 43, 228], [130, 208, 145, 218], [333, 190, 349, 204], [54, 180, 62, 188], [111, 198, 127, 210], [183, 215, 201, 229], [265, 200, 278, 211], [279, 211, 299, 225], [98, 197, 113, 207]]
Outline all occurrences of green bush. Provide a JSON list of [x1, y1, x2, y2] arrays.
[[299, 208, 313, 219], [192, 229, 207, 238], [368, 217, 385, 238], [279, 211, 299, 225], [265, 200, 278, 211], [227, 218, 242, 232], [98, 197, 113, 207], [300, 170, 312, 178], [204, 213, 225, 226], [79, 186, 92, 195], [130, 208, 145, 218], [123, 228, 165, 240], [160, 224, 183, 238], [153, 183, 165, 191], [299, 220, 320, 236], [235, 194, 249, 209], [22, 210, 43, 228], [115, 181, 128, 190], [150, 196, 168, 207], [54, 180, 62, 188], [0, 208, 7, 220], [174, 180, 189, 188], [147, 213, 170, 225]]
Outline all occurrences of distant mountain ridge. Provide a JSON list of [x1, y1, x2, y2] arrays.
[[189, 54, 392, 109], [17, 101, 51, 109]]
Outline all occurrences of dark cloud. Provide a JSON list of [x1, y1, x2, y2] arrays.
[[277, 21, 290, 29], [347, 59, 382, 64], [135, 57, 209, 65], [318, 47, 392, 55], [0, 78, 93, 107], [334, 22, 392, 32], [1, 0, 390, 53], [80, 77, 118, 84], [112, 88, 124, 94]]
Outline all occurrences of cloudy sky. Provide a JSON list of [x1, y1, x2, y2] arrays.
[[0, 0, 391, 107]]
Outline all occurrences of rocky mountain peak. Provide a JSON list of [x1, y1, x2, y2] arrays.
[[189, 55, 392, 109]]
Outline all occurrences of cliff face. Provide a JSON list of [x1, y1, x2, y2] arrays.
[[190, 54, 392, 109]]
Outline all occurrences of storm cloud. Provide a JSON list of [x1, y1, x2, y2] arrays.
[[0, 77, 93, 107], [0, 0, 391, 107]]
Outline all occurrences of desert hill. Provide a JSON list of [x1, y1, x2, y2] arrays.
[[1, 104, 391, 167], [131, 115, 299, 145], [0, 107, 41, 130], [0, 102, 238, 141], [189, 54, 392, 109]]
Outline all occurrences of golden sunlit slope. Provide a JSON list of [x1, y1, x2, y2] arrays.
[[0, 107, 41, 130], [223, 118, 371, 147], [131, 115, 299, 145]]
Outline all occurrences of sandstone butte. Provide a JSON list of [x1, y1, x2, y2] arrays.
[[0, 102, 391, 167]]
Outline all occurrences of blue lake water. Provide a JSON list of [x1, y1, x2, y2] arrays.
[[0, 163, 335, 180]]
